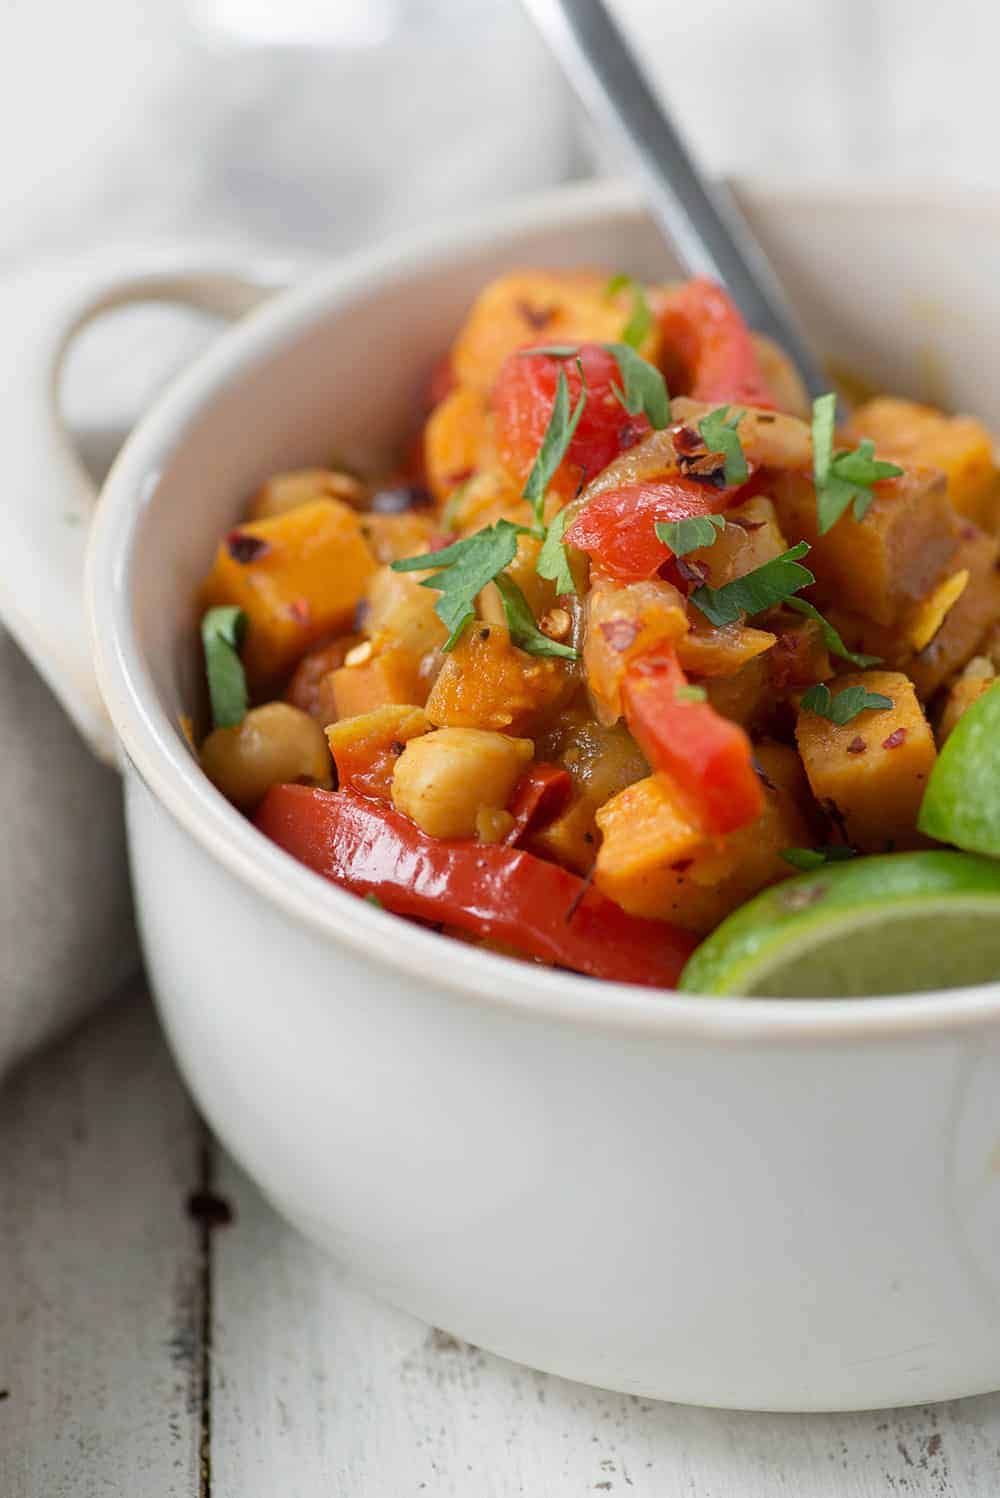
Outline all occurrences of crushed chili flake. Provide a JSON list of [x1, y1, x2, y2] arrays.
[[600, 618, 642, 652], [479, 627, 491, 641], [672, 424, 703, 456], [517, 299, 556, 330], [226, 529, 270, 564], [674, 556, 711, 590], [390, 740, 406, 756], [678, 451, 727, 487], [671, 858, 694, 874], [288, 597, 311, 625], [847, 735, 867, 755], [617, 419, 647, 450], [756, 413, 777, 423], [882, 727, 907, 750]]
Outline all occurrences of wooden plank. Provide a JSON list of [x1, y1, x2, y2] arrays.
[[211, 1151, 1000, 1497], [0, 990, 204, 1498]]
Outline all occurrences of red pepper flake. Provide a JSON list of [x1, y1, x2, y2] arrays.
[[617, 419, 647, 451], [671, 424, 703, 457], [289, 597, 311, 626], [674, 556, 711, 590], [678, 450, 727, 488], [516, 300, 556, 330], [882, 727, 907, 750], [847, 735, 867, 755], [600, 618, 641, 652], [671, 858, 694, 874], [226, 529, 270, 564]]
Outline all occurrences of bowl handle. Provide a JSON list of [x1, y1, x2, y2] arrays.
[[0, 254, 284, 765]]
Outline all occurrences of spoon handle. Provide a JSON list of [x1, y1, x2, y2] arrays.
[[524, 0, 830, 400]]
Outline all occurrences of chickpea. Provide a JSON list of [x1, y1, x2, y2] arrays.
[[391, 727, 532, 839], [200, 702, 332, 810], [248, 468, 368, 520]]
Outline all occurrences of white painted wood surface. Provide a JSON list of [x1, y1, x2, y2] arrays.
[[4, 992, 1000, 1495]]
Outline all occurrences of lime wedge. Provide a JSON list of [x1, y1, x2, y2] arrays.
[[919, 679, 1000, 855], [679, 851, 1000, 997]]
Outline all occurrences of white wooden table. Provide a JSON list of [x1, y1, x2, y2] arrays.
[[3, 990, 1000, 1496]]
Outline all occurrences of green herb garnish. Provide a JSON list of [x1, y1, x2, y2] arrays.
[[364, 893, 384, 908], [655, 513, 726, 557], [690, 542, 814, 628], [675, 683, 708, 703], [784, 596, 881, 669], [800, 682, 894, 725], [391, 519, 523, 651], [780, 845, 858, 872], [811, 393, 903, 533], [525, 343, 670, 430], [698, 406, 748, 486], [493, 573, 578, 660], [522, 365, 588, 528], [536, 505, 577, 595], [604, 272, 653, 350], [440, 477, 473, 532], [201, 606, 249, 729]]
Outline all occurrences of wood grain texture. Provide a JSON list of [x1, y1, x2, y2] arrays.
[[0, 992, 204, 1498], [211, 1153, 1000, 1497]]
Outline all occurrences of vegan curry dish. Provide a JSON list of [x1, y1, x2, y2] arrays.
[[193, 269, 1000, 995]]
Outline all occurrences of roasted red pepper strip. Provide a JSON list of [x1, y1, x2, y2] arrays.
[[621, 647, 763, 836], [566, 473, 766, 582], [658, 278, 776, 408], [504, 763, 573, 846], [255, 785, 695, 987], [492, 343, 649, 501]]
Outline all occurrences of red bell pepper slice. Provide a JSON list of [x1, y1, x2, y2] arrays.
[[566, 471, 767, 582], [621, 647, 763, 836], [503, 763, 573, 846], [492, 343, 649, 501], [255, 785, 696, 988], [658, 278, 776, 409]]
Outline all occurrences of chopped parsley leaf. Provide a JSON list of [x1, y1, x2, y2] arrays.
[[522, 364, 588, 528], [604, 272, 653, 349], [800, 682, 894, 726], [655, 513, 726, 557], [690, 542, 814, 627], [675, 683, 708, 703], [201, 605, 249, 729], [698, 406, 748, 486], [785, 597, 882, 668], [812, 392, 903, 533], [781, 845, 857, 872], [524, 342, 670, 430], [536, 506, 577, 595], [493, 572, 578, 659], [391, 519, 524, 651]]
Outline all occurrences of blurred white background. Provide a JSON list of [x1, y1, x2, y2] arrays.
[[0, 0, 992, 440], [0, 0, 994, 273]]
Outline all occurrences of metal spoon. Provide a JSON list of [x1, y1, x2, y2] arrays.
[[522, 0, 829, 401]]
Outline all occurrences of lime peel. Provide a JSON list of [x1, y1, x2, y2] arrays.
[[679, 851, 1000, 998], [919, 679, 1000, 856]]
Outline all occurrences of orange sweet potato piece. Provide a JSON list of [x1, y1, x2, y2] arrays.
[[286, 634, 362, 717], [248, 468, 367, 519], [795, 670, 936, 851], [594, 745, 812, 932], [425, 622, 574, 735], [847, 397, 999, 528], [423, 385, 494, 502], [325, 644, 426, 721], [769, 468, 957, 627], [451, 269, 661, 393], [325, 704, 430, 799], [200, 499, 376, 690]]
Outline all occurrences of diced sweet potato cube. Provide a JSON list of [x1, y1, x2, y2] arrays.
[[704, 653, 771, 728], [425, 622, 573, 734], [769, 469, 956, 627], [325, 644, 426, 721], [907, 526, 1000, 696], [795, 670, 936, 850], [200, 499, 377, 689], [938, 664, 995, 743], [286, 634, 362, 717], [678, 621, 776, 678], [325, 704, 430, 797], [766, 611, 831, 694], [424, 385, 494, 502], [451, 270, 661, 393], [594, 745, 812, 933], [364, 566, 448, 659], [847, 397, 999, 528]]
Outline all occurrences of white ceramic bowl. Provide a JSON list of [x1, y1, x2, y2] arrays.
[[80, 181, 1000, 1411]]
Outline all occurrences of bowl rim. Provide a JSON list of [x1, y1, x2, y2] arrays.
[[87, 174, 1000, 1041]]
